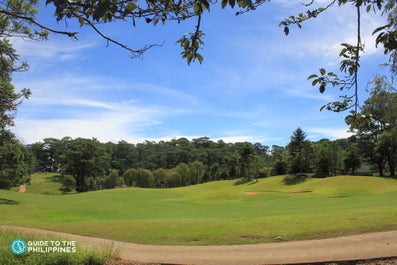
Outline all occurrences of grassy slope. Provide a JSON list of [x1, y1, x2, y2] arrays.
[[1, 175, 397, 245]]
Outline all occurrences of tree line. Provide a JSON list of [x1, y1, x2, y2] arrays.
[[1, 76, 396, 191]]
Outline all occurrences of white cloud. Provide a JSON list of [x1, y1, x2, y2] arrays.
[[13, 71, 196, 143], [14, 100, 174, 144], [307, 127, 353, 140], [12, 37, 96, 62]]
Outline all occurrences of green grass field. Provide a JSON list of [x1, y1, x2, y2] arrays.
[[1, 173, 397, 245]]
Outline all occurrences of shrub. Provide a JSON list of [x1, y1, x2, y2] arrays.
[[59, 175, 76, 193]]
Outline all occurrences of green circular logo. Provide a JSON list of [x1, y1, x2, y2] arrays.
[[10, 239, 27, 255]]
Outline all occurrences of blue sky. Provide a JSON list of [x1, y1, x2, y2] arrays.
[[12, 1, 390, 146]]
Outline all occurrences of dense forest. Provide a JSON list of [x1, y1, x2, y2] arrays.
[[0, 128, 389, 192], [1, 76, 396, 192]]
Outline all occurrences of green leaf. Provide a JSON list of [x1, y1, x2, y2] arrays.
[[93, 2, 108, 21], [319, 83, 326, 93], [229, 0, 235, 8], [221, 0, 228, 8], [194, 3, 202, 14], [78, 16, 85, 26], [307, 74, 317, 80], [200, 0, 210, 11], [283, 26, 289, 36], [196, 53, 204, 64], [319, 68, 326, 76], [126, 3, 137, 12], [187, 55, 193, 65]]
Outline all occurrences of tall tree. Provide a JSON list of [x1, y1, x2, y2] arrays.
[[347, 75, 397, 176], [0, 38, 30, 145], [287, 128, 312, 174], [0, 37, 29, 189], [343, 142, 362, 175], [61, 138, 110, 192], [189, 160, 206, 184], [0, 142, 26, 188], [271, 145, 288, 175]]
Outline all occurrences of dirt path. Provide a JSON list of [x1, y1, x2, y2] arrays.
[[1, 225, 397, 265]]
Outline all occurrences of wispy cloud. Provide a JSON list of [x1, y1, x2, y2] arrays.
[[12, 38, 96, 63], [15, 98, 177, 143], [13, 70, 199, 143], [307, 127, 353, 140]]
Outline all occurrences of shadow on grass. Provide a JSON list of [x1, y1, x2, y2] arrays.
[[0, 198, 19, 205], [282, 174, 309, 186], [234, 179, 257, 186], [44, 174, 61, 182]]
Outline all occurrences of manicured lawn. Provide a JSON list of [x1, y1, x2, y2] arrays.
[[1, 175, 397, 245]]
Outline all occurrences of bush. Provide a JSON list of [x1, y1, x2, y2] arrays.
[[59, 175, 76, 192], [258, 167, 272, 178]]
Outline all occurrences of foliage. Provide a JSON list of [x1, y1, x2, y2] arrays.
[[0, 38, 30, 145], [60, 138, 109, 192], [0, 142, 26, 188], [22, 133, 382, 191], [347, 75, 397, 176], [59, 174, 76, 192], [343, 142, 362, 174], [287, 128, 313, 174]]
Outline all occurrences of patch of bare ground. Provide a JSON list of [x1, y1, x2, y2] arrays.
[[245, 191, 263, 195], [106, 261, 188, 265], [244, 190, 312, 195], [106, 257, 397, 265], [282, 257, 397, 265]]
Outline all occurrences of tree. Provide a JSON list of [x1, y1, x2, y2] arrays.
[[375, 130, 397, 176], [111, 141, 136, 175], [315, 139, 333, 178], [175, 162, 191, 186], [189, 160, 206, 184], [104, 169, 124, 189], [135, 168, 154, 187], [343, 142, 361, 174], [347, 75, 397, 176], [234, 142, 256, 181], [287, 128, 312, 174], [123, 168, 153, 187], [61, 138, 110, 192], [123, 168, 137, 187], [271, 145, 288, 175], [0, 38, 30, 145], [153, 168, 168, 187], [0, 142, 27, 188]]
